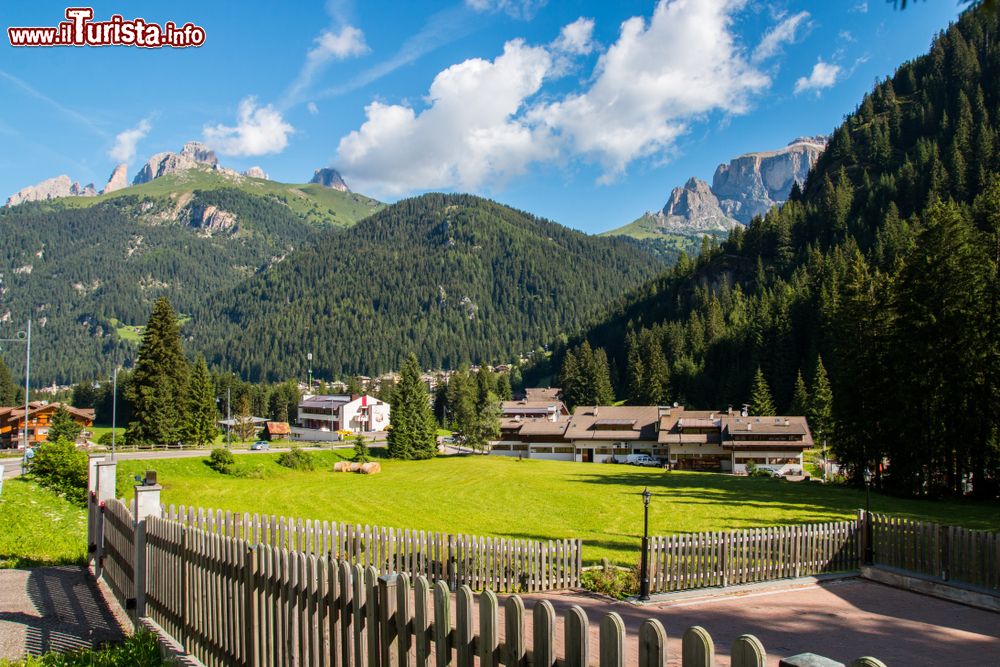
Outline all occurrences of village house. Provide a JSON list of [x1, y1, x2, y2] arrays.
[[291, 394, 390, 442], [488, 398, 812, 476], [0, 402, 95, 449]]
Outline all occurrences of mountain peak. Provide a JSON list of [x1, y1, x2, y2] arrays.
[[103, 163, 129, 194], [6, 175, 96, 207], [310, 168, 350, 192], [133, 142, 219, 185]]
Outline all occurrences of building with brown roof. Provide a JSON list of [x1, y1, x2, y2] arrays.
[[0, 402, 95, 448]]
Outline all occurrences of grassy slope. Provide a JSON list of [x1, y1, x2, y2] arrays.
[[50, 168, 384, 228], [0, 478, 86, 568], [116, 453, 1000, 565]]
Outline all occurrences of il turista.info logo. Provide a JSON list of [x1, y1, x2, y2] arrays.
[[8, 7, 206, 48]]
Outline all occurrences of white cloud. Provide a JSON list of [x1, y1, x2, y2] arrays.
[[336, 0, 772, 193], [753, 11, 811, 63], [794, 60, 841, 95], [552, 17, 595, 55], [109, 118, 151, 163], [465, 0, 547, 20], [203, 97, 294, 156], [336, 40, 554, 195], [307, 101, 320, 115], [285, 24, 369, 107], [851, 1, 868, 13], [533, 0, 770, 182]]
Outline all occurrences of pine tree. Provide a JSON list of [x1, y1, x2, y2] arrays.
[[126, 297, 190, 446], [233, 394, 257, 442], [495, 373, 512, 401], [790, 370, 810, 416], [559, 349, 580, 409], [640, 330, 669, 405], [387, 353, 437, 459], [352, 434, 370, 463], [591, 348, 615, 406], [185, 355, 218, 447], [48, 405, 82, 444], [625, 330, 645, 405], [749, 367, 776, 416], [808, 356, 834, 450], [0, 357, 17, 406]]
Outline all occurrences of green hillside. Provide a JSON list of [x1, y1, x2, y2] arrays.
[[529, 6, 1000, 498], [49, 167, 383, 228], [188, 193, 666, 381]]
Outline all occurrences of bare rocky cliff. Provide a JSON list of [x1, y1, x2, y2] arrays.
[[5, 175, 97, 207], [309, 168, 350, 192], [133, 141, 220, 185], [103, 163, 129, 194]]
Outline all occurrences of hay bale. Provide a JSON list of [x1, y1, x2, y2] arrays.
[[333, 461, 351, 472], [349, 462, 363, 472], [359, 462, 381, 475]]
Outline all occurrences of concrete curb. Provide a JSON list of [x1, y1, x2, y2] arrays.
[[626, 572, 858, 606], [860, 565, 1000, 614]]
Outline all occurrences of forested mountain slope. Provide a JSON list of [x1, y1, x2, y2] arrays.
[[188, 193, 665, 381], [536, 7, 1000, 497]]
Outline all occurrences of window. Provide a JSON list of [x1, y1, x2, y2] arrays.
[[533, 447, 553, 453], [596, 448, 612, 455], [554, 447, 573, 454], [492, 445, 510, 451]]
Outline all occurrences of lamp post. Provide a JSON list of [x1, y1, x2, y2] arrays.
[[0, 320, 31, 472], [111, 363, 119, 459], [639, 487, 651, 601], [307, 352, 313, 391], [226, 384, 232, 449], [863, 466, 873, 565]]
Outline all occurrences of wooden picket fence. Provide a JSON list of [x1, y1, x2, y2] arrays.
[[141, 516, 886, 667], [869, 512, 1000, 591], [99, 498, 136, 610], [648, 519, 860, 593], [157, 504, 581, 594]]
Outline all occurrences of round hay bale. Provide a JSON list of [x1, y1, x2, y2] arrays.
[[333, 461, 351, 472], [360, 462, 382, 475], [349, 462, 363, 472]]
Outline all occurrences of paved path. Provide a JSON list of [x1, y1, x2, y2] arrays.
[[0, 567, 127, 661], [514, 578, 1000, 666]]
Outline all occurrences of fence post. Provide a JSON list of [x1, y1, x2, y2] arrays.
[[856, 509, 866, 567], [533, 600, 556, 667], [598, 613, 625, 667], [433, 580, 451, 667], [245, 545, 258, 667], [681, 626, 714, 667], [447, 535, 458, 591], [731, 635, 766, 667], [379, 574, 400, 667], [87, 455, 104, 559], [132, 478, 162, 619], [455, 586, 474, 667], [564, 605, 589, 667], [638, 619, 667, 667], [479, 590, 499, 667], [93, 460, 117, 579], [504, 596, 525, 667]]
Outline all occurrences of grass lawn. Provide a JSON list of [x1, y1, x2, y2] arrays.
[[116, 453, 1000, 565], [0, 478, 86, 568]]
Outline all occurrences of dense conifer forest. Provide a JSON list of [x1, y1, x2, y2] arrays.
[[529, 7, 1000, 497]]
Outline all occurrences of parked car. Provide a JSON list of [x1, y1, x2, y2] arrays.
[[250, 441, 269, 451], [625, 454, 660, 467]]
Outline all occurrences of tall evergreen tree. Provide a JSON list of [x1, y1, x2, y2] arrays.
[[233, 394, 257, 442], [48, 405, 82, 443], [640, 330, 670, 405], [625, 330, 645, 405], [185, 355, 218, 447], [808, 357, 834, 451], [0, 357, 17, 406], [126, 297, 190, 446], [748, 367, 776, 416], [387, 353, 437, 459], [790, 370, 810, 416]]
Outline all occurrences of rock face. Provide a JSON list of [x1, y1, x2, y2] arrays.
[[6, 175, 97, 207], [309, 168, 349, 192], [243, 166, 268, 180], [187, 203, 237, 234], [133, 141, 219, 185], [103, 163, 129, 193], [649, 177, 740, 234], [623, 137, 827, 237], [712, 136, 827, 224]]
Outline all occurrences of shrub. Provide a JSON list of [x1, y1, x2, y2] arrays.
[[48, 406, 83, 444], [580, 559, 639, 600], [30, 439, 88, 505], [0, 629, 162, 666], [97, 432, 114, 446], [206, 447, 235, 474], [352, 435, 370, 463], [277, 447, 315, 471]]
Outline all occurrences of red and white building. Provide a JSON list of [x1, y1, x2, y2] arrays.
[[291, 394, 390, 442]]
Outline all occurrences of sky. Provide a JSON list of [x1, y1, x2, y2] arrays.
[[0, 0, 967, 234]]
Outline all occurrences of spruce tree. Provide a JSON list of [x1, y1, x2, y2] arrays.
[[808, 357, 834, 450], [0, 357, 17, 406], [640, 330, 670, 405], [387, 353, 436, 459], [559, 349, 580, 408], [749, 367, 776, 416], [185, 355, 218, 447], [352, 434, 371, 463], [48, 405, 82, 444], [790, 370, 810, 417], [625, 331, 645, 405], [591, 347, 615, 406], [126, 297, 189, 446], [233, 394, 257, 442]]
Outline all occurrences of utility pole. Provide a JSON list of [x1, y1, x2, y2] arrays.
[[226, 384, 231, 448], [307, 352, 313, 392], [111, 364, 118, 459]]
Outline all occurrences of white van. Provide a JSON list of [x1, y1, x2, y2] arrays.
[[625, 454, 660, 467]]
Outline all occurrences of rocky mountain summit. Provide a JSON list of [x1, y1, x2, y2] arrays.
[[103, 163, 129, 194], [243, 166, 268, 180], [5, 175, 97, 207], [609, 137, 827, 239], [133, 141, 219, 185], [309, 168, 350, 192]]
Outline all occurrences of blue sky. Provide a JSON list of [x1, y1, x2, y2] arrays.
[[0, 1, 965, 233]]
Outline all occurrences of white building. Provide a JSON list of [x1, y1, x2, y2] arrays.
[[291, 394, 390, 442]]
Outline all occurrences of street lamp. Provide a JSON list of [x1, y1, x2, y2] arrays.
[[863, 466, 873, 565], [0, 320, 31, 472], [639, 487, 652, 601], [307, 352, 313, 391]]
